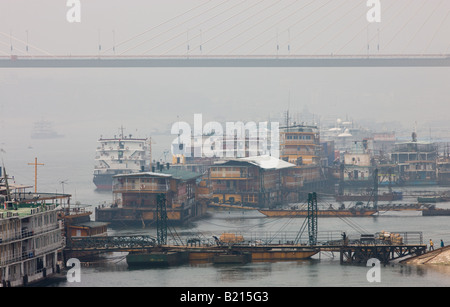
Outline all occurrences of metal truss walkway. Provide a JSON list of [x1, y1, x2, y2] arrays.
[[66, 235, 157, 253]]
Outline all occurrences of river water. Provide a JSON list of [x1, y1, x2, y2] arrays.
[[3, 136, 450, 288]]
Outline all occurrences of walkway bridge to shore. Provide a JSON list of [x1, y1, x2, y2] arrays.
[[64, 231, 427, 265]]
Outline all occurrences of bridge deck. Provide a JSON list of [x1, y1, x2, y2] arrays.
[[1, 55, 450, 68]]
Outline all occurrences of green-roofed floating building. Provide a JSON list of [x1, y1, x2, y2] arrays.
[[95, 165, 211, 226]]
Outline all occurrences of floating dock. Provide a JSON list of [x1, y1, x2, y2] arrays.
[[124, 245, 318, 267], [258, 208, 377, 217], [126, 250, 189, 267]]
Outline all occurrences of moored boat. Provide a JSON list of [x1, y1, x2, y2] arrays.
[[335, 191, 403, 202], [417, 196, 447, 203], [0, 167, 67, 287], [93, 128, 151, 190], [422, 208, 450, 216]]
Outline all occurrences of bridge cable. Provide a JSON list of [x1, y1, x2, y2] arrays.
[[0, 40, 22, 55], [227, 0, 316, 55], [314, 0, 390, 55], [205, 0, 297, 55], [361, 0, 404, 54], [0, 31, 53, 56], [316, 195, 369, 235], [121, 0, 231, 55], [249, 0, 334, 55], [341, 0, 409, 55], [402, 0, 444, 54], [423, 7, 450, 54], [383, 0, 428, 52], [101, 0, 214, 54], [160, 0, 250, 55], [153, 0, 266, 56], [277, 0, 343, 54], [295, 0, 361, 54]]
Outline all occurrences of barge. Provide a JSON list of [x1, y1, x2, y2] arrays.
[[335, 191, 403, 202]]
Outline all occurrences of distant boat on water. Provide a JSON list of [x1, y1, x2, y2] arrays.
[[31, 120, 64, 139]]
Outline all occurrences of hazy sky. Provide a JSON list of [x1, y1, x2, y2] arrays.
[[0, 0, 449, 195], [0, 0, 450, 150]]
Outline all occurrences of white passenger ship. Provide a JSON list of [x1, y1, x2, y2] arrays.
[[0, 167, 67, 287], [93, 129, 151, 190]]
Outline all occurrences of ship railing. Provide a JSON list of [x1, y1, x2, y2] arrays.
[[175, 232, 424, 247], [281, 149, 318, 155], [0, 224, 61, 245], [213, 188, 260, 194], [0, 239, 63, 266], [173, 231, 345, 247], [171, 196, 195, 206], [283, 181, 303, 188], [60, 206, 90, 215], [282, 140, 316, 146], [113, 183, 169, 192], [196, 192, 213, 199], [210, 171, 249, 179]]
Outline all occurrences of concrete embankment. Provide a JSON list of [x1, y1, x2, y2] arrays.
[[402, 246, 450, 265]]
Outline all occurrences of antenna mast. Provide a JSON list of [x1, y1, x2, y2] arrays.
[[28, 157, 44, 193]]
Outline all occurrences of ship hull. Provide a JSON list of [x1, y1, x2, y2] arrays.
[[258, 209, 377, 217], [126, 251, 189, 267], [176, 246, 318, 263], [93, 173, 114, 190], [213, 253, 251, 264], [422, 209, 450, 216], [93, 171, 137, 190]]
